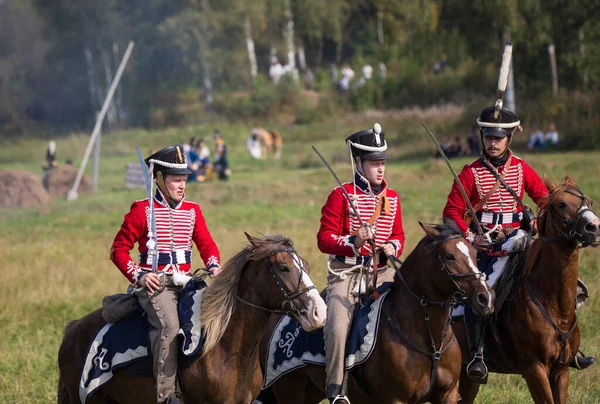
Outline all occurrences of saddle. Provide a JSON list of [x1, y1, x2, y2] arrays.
[[80, 277, 208, 403]]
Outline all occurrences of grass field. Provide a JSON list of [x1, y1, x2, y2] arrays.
[[1, 115, 599, 403]]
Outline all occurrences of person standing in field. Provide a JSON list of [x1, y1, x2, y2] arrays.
[[317, 123, 405, 404], [110, 145, 221, 404]]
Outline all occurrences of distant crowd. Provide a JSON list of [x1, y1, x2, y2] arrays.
[[182, 129, 230, 182], [527, 123, 559, 150]]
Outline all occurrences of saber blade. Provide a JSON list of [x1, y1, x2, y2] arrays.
[[421, 123, 484, 235]]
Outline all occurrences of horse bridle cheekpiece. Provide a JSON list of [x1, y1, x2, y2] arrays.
[[545, 187, 594, 247], [235, 246, 316, 318], [435, 234, 486, 300]]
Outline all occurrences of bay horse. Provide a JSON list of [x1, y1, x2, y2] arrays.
[[57, 234, 327, 404], [260, 221, 496, 404], [251, 128, 283, 159], [454, 174, 600, 404]]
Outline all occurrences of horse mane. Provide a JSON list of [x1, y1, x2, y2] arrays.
[[200, 234, 293, 356], [418, 218, 465, 252]]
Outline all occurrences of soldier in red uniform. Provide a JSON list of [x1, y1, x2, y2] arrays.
[[317, 124, 405, 404], [443, 105, 595, 380], [111, 145, 220, 404]]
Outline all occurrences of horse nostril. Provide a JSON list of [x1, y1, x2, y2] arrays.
[[477, 292, 489, 307], [584, 223, 598, 234]]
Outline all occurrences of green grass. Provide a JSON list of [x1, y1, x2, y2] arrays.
[[1, 116, 599, 403]]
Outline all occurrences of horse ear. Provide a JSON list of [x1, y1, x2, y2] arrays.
[[244, 232, 257, 247], [543, 173, 556, 193], [419, 221, 441, 239], [564, 172, 575, 185]]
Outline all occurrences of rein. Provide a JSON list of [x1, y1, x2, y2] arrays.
[[234, 247, 316, 318], [524, 280, 578, 366], [382, 235, 482, 398]]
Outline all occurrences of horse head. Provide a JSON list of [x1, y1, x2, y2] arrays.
[[540, 174, 600, 247], [244, 233, 327, 331], [419, 220, 495, 316]]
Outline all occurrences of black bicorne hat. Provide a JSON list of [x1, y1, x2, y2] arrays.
[[145, 145, 191, 176], [346, 123, 388, 160]]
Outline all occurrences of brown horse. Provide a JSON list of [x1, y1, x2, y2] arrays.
[[251, 128, 283, 160], [57, 234, 327, 404], [260, 221, 495, 404], [454, 174, 600, 404]]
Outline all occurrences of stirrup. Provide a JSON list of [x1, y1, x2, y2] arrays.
[[466, 353, 488, 381], [331, 395, 351, 404], [570, 353, 595, 370]]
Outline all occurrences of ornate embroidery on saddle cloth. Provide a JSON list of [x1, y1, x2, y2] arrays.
[[263, 282, 393, 388]]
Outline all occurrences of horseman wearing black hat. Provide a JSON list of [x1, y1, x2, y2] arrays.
[[442, 45, 594, 382], [317, 124, 405, 403], [111, 145, 221, 404]]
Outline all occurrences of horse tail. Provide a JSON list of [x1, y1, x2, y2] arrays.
[[57, 320, 77, 404]]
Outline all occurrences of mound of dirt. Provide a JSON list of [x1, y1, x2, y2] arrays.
[[0, 169, 51, 208], [43, 165, 92, 198]]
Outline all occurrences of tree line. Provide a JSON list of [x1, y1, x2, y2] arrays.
[[1, 0, 599, 133]]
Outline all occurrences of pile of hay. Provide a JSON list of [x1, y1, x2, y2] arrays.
[[43, 165, 91, 198], [0, 170, 51, 208]]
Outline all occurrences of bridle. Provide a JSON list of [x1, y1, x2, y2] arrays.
[[383, 233, 486, 397], [435, 235, 487, 300], [389, 234, 485, 306], [234, 247, 316, 318], [542, 187, 594, 247]]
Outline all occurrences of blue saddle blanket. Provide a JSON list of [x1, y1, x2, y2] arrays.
[[263, 282, 393, 388], [79, 281, 205, 404]]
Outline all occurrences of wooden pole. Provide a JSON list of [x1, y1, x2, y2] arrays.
[[92, 111, 101, 192], [67, 41, 135, 201], [548, 44, 558, 97]]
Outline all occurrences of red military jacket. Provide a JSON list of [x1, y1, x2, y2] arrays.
[[111, 189, 220, 284], [443, 152, 548, 236], [317, 171, 405, 268]]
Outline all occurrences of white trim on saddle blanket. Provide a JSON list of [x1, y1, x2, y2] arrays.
[[263, 283, 392, 388], [452, 229, 527, 318], [79, 284, 205, 404]]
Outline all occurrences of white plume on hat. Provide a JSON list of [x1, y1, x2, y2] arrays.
[[495, 43, 512, 113]]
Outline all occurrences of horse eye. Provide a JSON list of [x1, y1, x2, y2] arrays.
[[280, 265, 290, 273], [445, 253, 455, 261], [558, 202, 567, 209]]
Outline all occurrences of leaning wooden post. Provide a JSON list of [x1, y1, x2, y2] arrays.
[[548, 44, 558, 97], [67, 41, 135, 201], [92, 111, 102, 192]]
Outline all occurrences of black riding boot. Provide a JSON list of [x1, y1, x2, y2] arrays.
[[570, 351, 595, 370], [465, 316, 488, 382], [326, 384, 350, 404]]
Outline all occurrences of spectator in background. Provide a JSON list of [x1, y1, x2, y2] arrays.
[[527, 126, 546, 150], [43, 140, 58, 171], [355, 64, 373, 88], [447, 136, 465, 158], [182, 137, 195, 167], [331, 63, 338, 84], [378, 61, 387, 79], [434, 136, 453, 159], [303, 68, 315, 90], [269, 56, 284, 84], [213, 130, 230, 181], [468, 125, 480, 156], [338, 66, 355, 92], [545, 123, 559, 146]]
